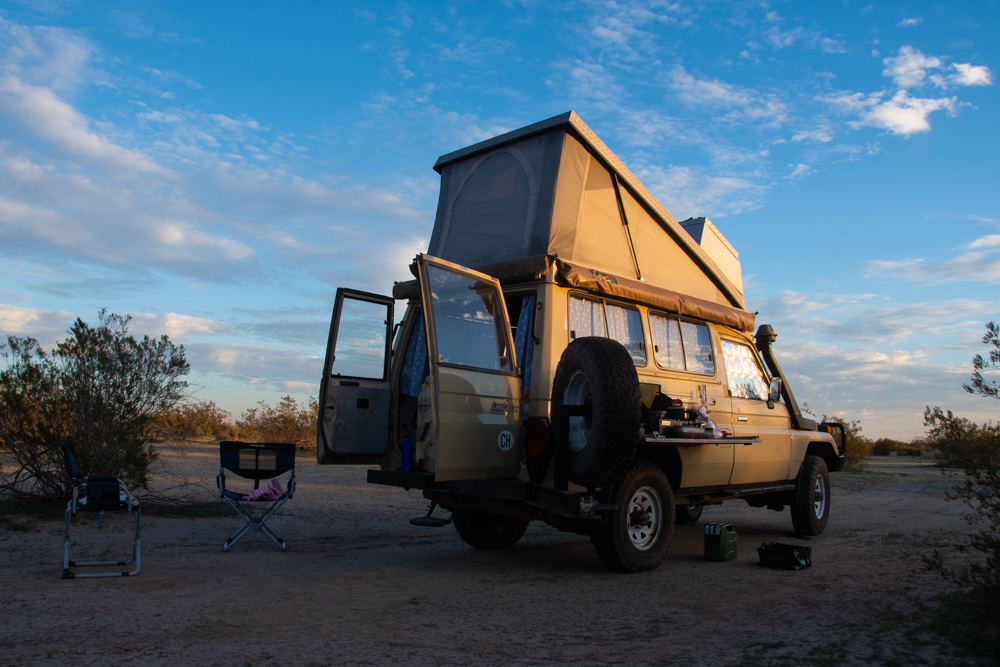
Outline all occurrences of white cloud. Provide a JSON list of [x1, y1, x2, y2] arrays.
[[862, 91, 956, 134], [969, 235, 1000, 250], [897, 18, 922, 28], [883, 46, 942, 88], [882, 46, 993, 90], [953, 62, 993, 86], [865, 232, 1000, 284], [0, 76, 161, 172], [761, 25, 846, 54], [0, 303, 74, 336], [791, 128, 833, 143], [785, 163, 812, 180], [634, 162, 768, 219], [669, 66, 787, 124], [130, 312, 228, 338], [826, 90, 956, 136]]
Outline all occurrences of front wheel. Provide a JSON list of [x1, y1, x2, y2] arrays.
[[790, 455, 830, 536], [453, 510, 530, 550], [591, 462, 674, 573], [675, 504, 704, 525]]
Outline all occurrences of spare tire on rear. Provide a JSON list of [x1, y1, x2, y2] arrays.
[[551, 337, 641, 487]]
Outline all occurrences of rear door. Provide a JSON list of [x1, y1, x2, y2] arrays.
[[317, 289, 394, 464], [416, 255, 522, 481]]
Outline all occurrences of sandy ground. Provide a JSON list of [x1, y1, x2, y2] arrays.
[[0, 446, 987, 666]]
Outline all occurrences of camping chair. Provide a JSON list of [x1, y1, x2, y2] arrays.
[[62, 440, 141, 579], [217, 441, 296, 552]]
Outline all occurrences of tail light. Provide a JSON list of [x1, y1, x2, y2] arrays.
[[525, 418, 547, 458]]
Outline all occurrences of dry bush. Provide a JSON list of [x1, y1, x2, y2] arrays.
[[872, 437, 907, 456], [235, 395, 318, 450], [924, 408, 1000, 631], [152, 401, 237, 442], [820, 415, 873, 468], [0, 311, 188, 498]]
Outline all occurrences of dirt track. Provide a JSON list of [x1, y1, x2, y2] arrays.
[[0, 447, 986, 666]]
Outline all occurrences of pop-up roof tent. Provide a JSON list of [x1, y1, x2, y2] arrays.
[[429, 112, 744, 308], [420, 112, 753, 331]]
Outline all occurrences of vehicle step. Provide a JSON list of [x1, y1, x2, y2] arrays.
[[410, 516, 452, 527], [722, 483, 796, 497]]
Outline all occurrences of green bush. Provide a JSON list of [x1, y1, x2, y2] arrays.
[[152, 400, 237, 441], [235, 395, 318, 450], [820, 415, 873, 468], [924, 407, 1000, 469], [924, 409, 1000, 615], [871, 437, 907, 455], [0, 311, 188, 498]]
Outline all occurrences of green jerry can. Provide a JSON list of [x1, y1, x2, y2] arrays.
[[704, 523, 738, 561]]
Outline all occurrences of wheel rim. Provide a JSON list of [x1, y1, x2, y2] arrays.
[[813, 474, 826, 518], [563, 369, 592, 453], [626, 485, 661, 551]]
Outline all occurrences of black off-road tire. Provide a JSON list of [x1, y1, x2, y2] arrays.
[[453, 510, 530, 550], [591, 462, 675, 573], [791, 455, 830, 536], [675, 504, 704, 525], [551, 337, 641, 488]]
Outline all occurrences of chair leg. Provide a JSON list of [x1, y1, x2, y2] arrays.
[[63, 506, 141, 579], [222, 496, 290, 552]]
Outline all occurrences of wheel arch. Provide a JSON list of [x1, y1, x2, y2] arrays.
[[634, 445, 682, 492], [804, 440, 842, 473]]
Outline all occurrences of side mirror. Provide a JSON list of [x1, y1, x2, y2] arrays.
[[767, 377, 782, 409]]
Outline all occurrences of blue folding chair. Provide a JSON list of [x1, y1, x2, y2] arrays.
[[62, 440, 141, 579], [217, 441, 296, 551]]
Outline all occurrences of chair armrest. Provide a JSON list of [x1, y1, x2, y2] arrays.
[[287, 471, 296, 499], [217, 469, 226, 498]]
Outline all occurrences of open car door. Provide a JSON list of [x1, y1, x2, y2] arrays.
[[416, 255, 523, 481], [317, 288, 394, 464]]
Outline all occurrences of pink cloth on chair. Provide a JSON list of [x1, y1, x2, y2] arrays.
[[243, 478, 284, 501]]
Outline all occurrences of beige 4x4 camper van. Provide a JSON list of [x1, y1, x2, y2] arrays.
[[317, 112, 845, 573]]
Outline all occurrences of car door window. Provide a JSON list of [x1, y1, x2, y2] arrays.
[[331, 297, 391, 379], [426, 265, 512, 372], [721, 338, 769, 400]]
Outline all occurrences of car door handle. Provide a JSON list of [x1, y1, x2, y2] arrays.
[[737, 416, 748, 422]]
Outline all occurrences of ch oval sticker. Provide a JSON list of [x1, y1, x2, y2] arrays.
[[497, 430, 513, 451]]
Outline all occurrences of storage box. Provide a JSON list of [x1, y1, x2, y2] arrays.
[[704, 523, 737, 561], [757, 542, 812, 570]]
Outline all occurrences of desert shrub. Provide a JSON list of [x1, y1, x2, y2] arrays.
[[152, 400, 237, 441], [235, 395, 318, 450], [923, 410, 1000, 623], [924, 407, 1000, 469], [872, 437, 907, 456], [0, 311, 188, 498], [820, 415, 873, 468]]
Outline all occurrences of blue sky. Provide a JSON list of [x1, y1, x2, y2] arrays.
[[0, 1, 997, 440]]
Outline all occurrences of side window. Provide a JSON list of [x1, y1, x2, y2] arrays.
[[648, 313, 684, 370], [720, 339, 769, 400], [649, 315, 715, 374], [606, 303, 645, 364], [680, 321, 715, 374], [568, 295, 607, 339]]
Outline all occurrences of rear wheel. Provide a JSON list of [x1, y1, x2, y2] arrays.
[[791, 455, 830, 536], [551, 337, 641, 487], [592, 462, 674, 573], [453, 510, 530, 550]]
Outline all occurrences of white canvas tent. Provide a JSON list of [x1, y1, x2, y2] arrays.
[[428, 112, 745, 310]]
